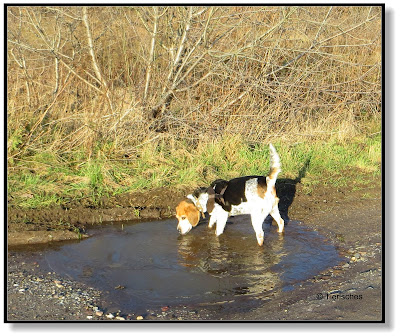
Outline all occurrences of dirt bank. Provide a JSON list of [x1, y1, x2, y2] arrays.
[[7, 177, 380, 247], [7, 187, 190, 246]]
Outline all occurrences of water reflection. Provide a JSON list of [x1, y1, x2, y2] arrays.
[[176, 218, 284, 296]]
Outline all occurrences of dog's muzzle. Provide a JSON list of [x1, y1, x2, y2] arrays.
[[177, 220, 193, 235]]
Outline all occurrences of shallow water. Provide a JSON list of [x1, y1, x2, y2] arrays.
[[36, 216, 341, 312]]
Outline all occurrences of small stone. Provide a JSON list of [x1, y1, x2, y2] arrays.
[[354, 253, 361, 259], [136, 315, 144, 320], [86, 315, 93, 320], [95, 311, 104, 317], [54, 280, 64, 288], [106, 313, 115, 319], [115, 316, 125, 320]]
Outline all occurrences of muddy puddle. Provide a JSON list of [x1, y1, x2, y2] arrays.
[[11, 216, 342, 313]]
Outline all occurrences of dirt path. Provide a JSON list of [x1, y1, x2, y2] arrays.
[[7, 182, 382, 321]]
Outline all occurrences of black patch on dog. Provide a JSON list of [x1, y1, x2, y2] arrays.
[[192, 187, 208, 198], [210, 179, 228, 194], [215, 176, 263, 212], [257, 176, 267, 186]]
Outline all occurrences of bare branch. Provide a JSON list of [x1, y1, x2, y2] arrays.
[[82, 7, 107, 90], [45, 6, 82, 21], [82, 6, 113, 112], [143, 7, 159, 103]]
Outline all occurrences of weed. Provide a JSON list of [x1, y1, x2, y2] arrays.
[[7, 133, 381, 209], [133, 208, 141, 217]]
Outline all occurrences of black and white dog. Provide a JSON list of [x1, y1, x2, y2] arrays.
[[175, 144, 284, 246]]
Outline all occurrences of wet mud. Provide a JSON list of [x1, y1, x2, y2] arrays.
[[7, 187, 189, 246]]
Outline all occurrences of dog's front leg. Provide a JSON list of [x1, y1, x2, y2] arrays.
[[208, 214, 217, 229], [215, 211, 229, 236], [250, 212, 266, 246]]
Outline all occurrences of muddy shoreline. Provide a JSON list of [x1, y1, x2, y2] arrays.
[[7, 178, 379, 247], [7, 187, 190, 246], [7, 181, 382, 321]]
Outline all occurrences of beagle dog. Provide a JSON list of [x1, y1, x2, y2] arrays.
[[176, 144, 284, 246]]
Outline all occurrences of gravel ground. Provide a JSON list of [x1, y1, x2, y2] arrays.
[[7, 255, 106, 321]]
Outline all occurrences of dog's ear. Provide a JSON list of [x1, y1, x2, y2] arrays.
[[186, 203, 200, 227], [206, 187, 216, 213]]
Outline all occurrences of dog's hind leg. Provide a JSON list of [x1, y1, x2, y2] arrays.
[[270, 200, 284, 233]]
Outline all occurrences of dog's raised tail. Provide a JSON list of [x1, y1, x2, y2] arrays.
[[268, 143, 281, 186]]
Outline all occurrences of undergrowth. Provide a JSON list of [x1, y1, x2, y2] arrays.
[[7, 6, 381, 209], [8, 133, 381, 209]]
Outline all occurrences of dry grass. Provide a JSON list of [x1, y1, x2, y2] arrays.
[[7, 6, 382, 207], [7, 6, 381, 158]]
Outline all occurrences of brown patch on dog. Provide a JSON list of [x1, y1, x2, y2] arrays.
[[271, 186, 280, 206], [206, 187, 216, 213], [268, 167, 280, 180], [256, 179, 268, 199], [175, 199, 200, 227], [271, 187, 281, 216]]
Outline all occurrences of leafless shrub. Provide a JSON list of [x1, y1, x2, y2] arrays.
[[7, 5, 381, 160]]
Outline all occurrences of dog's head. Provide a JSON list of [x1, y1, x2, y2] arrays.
[[175, 199, 200, 235], [176, 187, 210, 235], [176, 185, 227, 235]]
